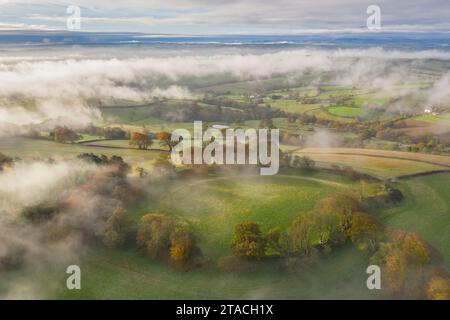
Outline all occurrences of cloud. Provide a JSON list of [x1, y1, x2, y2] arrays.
[[0, 22, 49, 30], [0, 160, 96, 216], [1, 0, 450, 33]]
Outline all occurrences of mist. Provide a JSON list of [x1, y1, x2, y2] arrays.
[[0, 46, 449, 138], [0, 159, 131, 299]]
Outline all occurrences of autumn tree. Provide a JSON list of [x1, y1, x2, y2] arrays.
[[129, 132, 152, 150], [157, 131, 175, 151], [101, 208, 136, 249], [0, 152, 12, 171], [169, 226, 201, 270], [286, 214, 313, 256], [426, 277, 450, 300], [314, 193, 364, 232], [346, 212, 382, 252], [231, 222, 266, 259], [382, 249, 408, 296], [401, 232, 431, 266], [136, 214, 175, 259], [264, 228, 282, 257], [313, 210, 344, 250], [426, 276, 450, 300], [370, 231, 433, 297]]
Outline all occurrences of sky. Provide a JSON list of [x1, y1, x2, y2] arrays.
[[0, 0, 449, 34]]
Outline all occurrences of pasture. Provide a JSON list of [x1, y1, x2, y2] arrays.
[[50, 170, 384, 300], [379, 173, 450, 270], [0, 137, 165, 169], [131, 172, 356, 257], [414, 113, 450, 125], [54, 244, 383, 300]]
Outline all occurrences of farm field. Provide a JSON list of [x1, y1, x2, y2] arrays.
[[269, 101, 321, 114], [296, 148, 450, 167], [293, 147, 450, 178], [0, 137, 165, 168], [307, 108, 356, 123]]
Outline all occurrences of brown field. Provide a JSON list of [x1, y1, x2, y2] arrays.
[[293, 147, 450, 178], [393, 119, 450, 136], [297, 147, 450, 166]]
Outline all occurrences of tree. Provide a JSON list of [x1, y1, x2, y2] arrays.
[[22, 202, 57, 223], [287, 214, 313, 256], [401, 232, 431, 266], [0, 239, 26, 271], [382, 250, 408, 295], [293, 156, 315, 170], [358, 129, 374, 141], [259, 118, 275, 129], [153, 155, 176, 176], [0, 152, 12, 171], [370, 231, 433, 298], [314, 193, 364, 232], [136, 167, 148, 178], [313, 210, 344, 249], [52, 127, 79, 143], [104, 127, 127, 139], [136, 214, 175, 259], [264, 228, 282, 257], [101, 208, 135, 249], [346, 212, 382, 251], [77, 153, 130, 177], [231, 222, 266, 259], [157, 131, 174, 151], [169, 226, 201, 269], [129, 132, 152, 150], [426, 276, 450, 300]]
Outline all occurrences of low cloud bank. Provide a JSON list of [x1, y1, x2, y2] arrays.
[[0, 47, 450, 133]]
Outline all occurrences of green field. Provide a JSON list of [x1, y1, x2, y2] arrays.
[[50, 171, 385, 300], [328, 106, 363, 118], [414, 113, 450, 125], [54, 244, 383, 300], [307, 108, 356, 123], [379, 173, 450, 270], [269, 100, 321, 114], [132, 172, 355, 257], [0, 137, 165, 168]]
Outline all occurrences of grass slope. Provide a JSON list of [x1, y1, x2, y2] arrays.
[[379, 173, 450, 270]]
